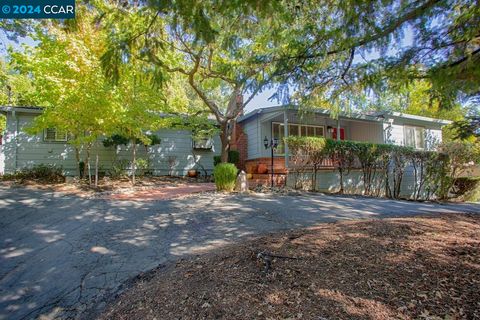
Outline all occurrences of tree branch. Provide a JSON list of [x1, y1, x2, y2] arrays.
[[187, 55, 225, 122]]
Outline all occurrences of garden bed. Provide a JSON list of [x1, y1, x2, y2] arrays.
[[99, 213, 480, 320], [1, 176, 211, 198]]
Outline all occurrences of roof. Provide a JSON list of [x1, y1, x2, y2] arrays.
[[376, 111, 452, 125], [238, 105, 452, 125], [0, 106, 44, 114]]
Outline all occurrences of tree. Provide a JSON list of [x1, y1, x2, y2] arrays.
[[110, 64, 179, 184], [101, 0, 480, 160], [451, 109, 480, 142], [10, 7, 119, 183], [289, 0, 479, 110], [0, 58, 35, 106], [364, 79, 468, 141], [99, 1, 299, 162]]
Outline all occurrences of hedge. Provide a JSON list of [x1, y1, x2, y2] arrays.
[[285, 136, 480, 200]]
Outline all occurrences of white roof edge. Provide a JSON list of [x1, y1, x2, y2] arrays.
[[0, 106, 44, 114], [387, 111, 452, 125], [239, 105, 451, 124]]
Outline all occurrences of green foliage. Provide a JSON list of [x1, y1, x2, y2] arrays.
[[8, 4, 186, 182], [437, 141, 480, 199], [108, 159, 130, 179], [135, 158, 150, 177], [284, 136, 327, 155], [285, 137, 479, 200], [103, 134, 130, 148], [213, 150, 240, 167], [0, 114, 5, 133], [284, 136, 327, 190], [213, 163, 238, 192], [2, 164, 64, 183], [146, 134, 162, 146], [453, 177, 480, 202], [451, 116, 480, 142], [0, 58, 36, 106], [103, 134, 161, 148]]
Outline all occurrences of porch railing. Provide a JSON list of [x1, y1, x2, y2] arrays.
[[287, 156, 361, 170]]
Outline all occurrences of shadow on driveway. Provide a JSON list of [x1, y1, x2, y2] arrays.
[[0, 185, 478, 319]]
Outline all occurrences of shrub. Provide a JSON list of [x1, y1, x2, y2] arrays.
[[213, 163, 238, 192], [355, 142, 382, 195], [324, 139, 357, 194], [285, 136, 327, 190], [436, 141, 480, 199], [108, 159, 130, 179], [135, 158, 150, 177], [453, 177, 480, 202], [213, 150, 240, 166], [3, 164, 65, 183]]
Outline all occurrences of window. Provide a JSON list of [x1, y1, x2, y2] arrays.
[[404, 126, 425, 149], [43, 128, 67, 142], [272, 122, 324, 154], [193, 137, 213, 150]]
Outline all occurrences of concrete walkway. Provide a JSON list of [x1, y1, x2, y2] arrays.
[[0, 185, 478, 320]]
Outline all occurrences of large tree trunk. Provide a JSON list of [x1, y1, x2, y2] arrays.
[[219, 120, 234, 163]]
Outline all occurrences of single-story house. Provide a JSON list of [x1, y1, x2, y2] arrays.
[[232, 105, 451, 193], [1, 105, 451, 195], [0, 106, 221, 176]]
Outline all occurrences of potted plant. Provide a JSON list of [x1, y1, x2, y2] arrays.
[[257, 163, 268, 174], [187, 169, 198, 177]]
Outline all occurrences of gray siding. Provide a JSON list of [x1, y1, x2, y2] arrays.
[[349, 120, 384, 143], [2, 113, 220, 176], [286, 169, 434, 199], [243, 118, 260, 159]]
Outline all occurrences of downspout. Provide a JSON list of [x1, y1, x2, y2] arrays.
[[283, 109, 289, 168]]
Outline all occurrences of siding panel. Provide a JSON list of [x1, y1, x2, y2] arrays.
[[3, 114, 221, 176]]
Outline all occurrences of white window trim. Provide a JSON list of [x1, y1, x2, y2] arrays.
[[403, 125, 425, 150], [43, 128, 68, 142], [272, 122, 325, 137], [272, 122, 325, 155]]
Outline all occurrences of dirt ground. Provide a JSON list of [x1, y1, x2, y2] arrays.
[[99, 213, 480, 320], [1, 176, 210, 197]]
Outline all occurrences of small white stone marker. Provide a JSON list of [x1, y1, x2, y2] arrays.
[[235, 170, 248, 193]]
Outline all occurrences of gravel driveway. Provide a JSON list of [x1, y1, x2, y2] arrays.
[[0, 185, 478, 320]]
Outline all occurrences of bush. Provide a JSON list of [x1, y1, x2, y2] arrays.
[[135, 158, 150, 177], [108, 159, 130, 179], [213, 150, 240, 166], [284, 137, 480, 200], [3, 164, 65, 183], [284, 136, 327, 190], [213, 163, 238, 192], [453, 177, 480, 202]]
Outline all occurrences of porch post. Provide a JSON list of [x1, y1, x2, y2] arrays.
[[336, 118, 341, 141], [283, 109, 289, 168]]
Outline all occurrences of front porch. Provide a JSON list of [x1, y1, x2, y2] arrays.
[[238, 107, 386, 187]]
